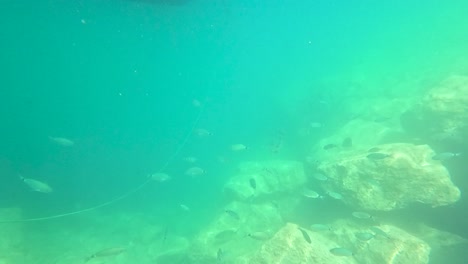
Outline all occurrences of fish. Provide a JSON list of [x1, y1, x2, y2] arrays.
[[248, 231, 271, 241], [161, 226, 168, 247], [355, 232, 375, 241], [149, 172, 171, 182], [217, 248, 224, 263], [183, 156, 198, 163], [298, 228, 312, 244], [352, 211, 372, 219], [309, 122, 323, 128], [323, 143, 338, 150], [302, 189, 320, 199], [214, 229, 237, 244], [231, 144, 248, 151], [85, 247, 126, 262], [370, 226, 390, 239], [19, 175, 53, 193], [249, 178, 257, 190], [180, 204, 190, 211], [342, 137, 352, 148], [327, 191, 343, 200], [329, 247, 353, 256], [194, 128, 212, 137], [432, 152, 461, 161], [192, 99, 203, 108], [368, 147, 381, 153], [366, 153, 390, 160], [49, 136, 74, 147], [312, 173, 328, 181], [185, 166, 205, 177], [225, 210, 240, 220]]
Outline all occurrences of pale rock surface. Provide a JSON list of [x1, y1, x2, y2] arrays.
[[315, 143, 460, 211]]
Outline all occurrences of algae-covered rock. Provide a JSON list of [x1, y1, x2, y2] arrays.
[[193, 201, 284, 263], [401, 75, 468, 146], [316, 143, 460, 211], [243, 222, 358, 264], [312, 219, 431, 264], [224, 160, 306, 202]]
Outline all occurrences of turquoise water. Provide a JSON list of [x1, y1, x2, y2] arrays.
[[1, 0, 468, 263]]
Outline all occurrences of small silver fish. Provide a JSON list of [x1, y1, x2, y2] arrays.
[[302, 189, 321, 199], [185, 166, 205, 177], [85, 247, 126, 262], [370, 226, 390, 239], [231, 144, 248, 151], [313, 173, 328, 181], [248, 231, 271, 241], [367, 153, 390, 160], [49, 136, 74, 147], [149, 172, 171, 182], [352, 211, 372, 219], [327, 191, 343, 200], [194, 128, 212, 137], [180, 204, 190, 211], [19, 175, 53, 193], [183, 156, 198, 163]]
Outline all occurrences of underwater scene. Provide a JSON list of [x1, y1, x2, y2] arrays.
[[1, 0, 468, 263]]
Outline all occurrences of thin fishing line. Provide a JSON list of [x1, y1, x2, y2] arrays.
[[0, 104, 205, 223]]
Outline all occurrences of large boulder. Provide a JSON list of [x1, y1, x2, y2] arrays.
[[243, 222, 358, 264], [191, 201, 285, 263], [401, 75, 468, 147], [240, 220, 430, 264], [315, 143, 460, 211]]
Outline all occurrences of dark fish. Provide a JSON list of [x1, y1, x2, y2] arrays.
[[432, 152, 461, 161], [298, 228, 311, 244], [342, 137, 352, 148], [249, 178, 257, 190], [225, 210, 240, 220], [368, 147, 381, 153], [85, 247, 126, 262], [323, 144, 338, 150], [217, 248, 224, 263], [161, 226, 168, 248], [366, 153, 390, 160]]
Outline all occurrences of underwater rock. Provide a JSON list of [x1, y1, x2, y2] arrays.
[[245, 223, 358, 264], [316, 143, 460, 211], [327, 220, 430, 264], [193, 201, 284, 262], [401, 75, 468, 147], [411, 223, 468, 250], [223, 160, 307, 202]]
